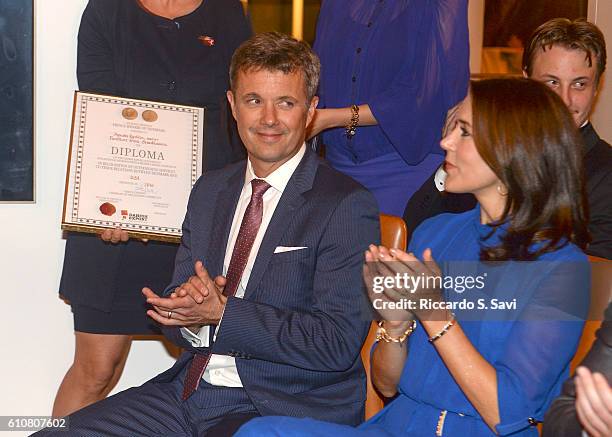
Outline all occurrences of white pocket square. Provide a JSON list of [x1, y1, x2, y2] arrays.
[[274, 246, 308, 253]]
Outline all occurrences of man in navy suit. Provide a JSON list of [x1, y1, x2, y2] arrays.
[[40, 32, 379, 436]]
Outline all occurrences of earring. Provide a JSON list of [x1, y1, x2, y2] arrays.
[[497, 184, 508, 196]]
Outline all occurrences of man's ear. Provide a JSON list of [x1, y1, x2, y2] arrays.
[[227, 90, 237, 120], [306, 96, 319, 126], [594, 76, 602, 96]]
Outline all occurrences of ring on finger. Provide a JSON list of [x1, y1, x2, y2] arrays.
[[167, 311, 173, 319]]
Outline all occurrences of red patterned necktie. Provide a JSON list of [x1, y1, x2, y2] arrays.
[[182, 179, 271, 400]]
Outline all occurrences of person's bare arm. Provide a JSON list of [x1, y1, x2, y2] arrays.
[[307, 105, 377, 139]]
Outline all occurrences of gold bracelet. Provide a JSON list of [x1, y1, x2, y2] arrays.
[[428, 313, 456, 343], [376, 320, 417, 344], [345, 104, 359, 139]]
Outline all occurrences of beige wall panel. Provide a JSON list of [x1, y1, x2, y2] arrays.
[[589, 0, 612, 143]]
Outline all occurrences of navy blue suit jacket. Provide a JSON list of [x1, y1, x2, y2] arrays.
[[155, 149, 380, 425]]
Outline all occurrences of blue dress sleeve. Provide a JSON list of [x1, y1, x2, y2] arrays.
[[368, 0, 470, 165], [494, 259, 590, 435]]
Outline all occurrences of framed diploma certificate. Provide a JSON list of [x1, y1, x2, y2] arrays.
[[62, 92, 204, 243]]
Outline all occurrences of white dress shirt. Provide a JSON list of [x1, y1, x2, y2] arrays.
[[180, 144, 306, 387]]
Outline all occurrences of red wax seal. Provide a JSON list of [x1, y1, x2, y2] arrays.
[[99, 202, 116, 216]]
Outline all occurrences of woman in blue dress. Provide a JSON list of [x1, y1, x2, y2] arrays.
[[236, 78, 591, 436], [308, 0, 470, 215]]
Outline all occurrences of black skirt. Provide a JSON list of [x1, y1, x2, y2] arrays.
[[60, 232, 177, 335]]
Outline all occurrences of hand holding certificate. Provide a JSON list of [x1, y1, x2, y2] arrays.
[[62, 92, 204, 242]]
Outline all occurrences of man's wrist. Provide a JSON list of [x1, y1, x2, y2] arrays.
[[214, 295, 228, 325]]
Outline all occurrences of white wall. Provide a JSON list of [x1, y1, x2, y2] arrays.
[[589, 0, 612, 143], [0, 2, 175, 434]]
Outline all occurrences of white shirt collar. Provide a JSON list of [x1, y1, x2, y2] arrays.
[[245, 144, 306, 194]]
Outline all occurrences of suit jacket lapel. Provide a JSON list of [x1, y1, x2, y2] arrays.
[[244, 150, 319, 299], [206, 164, 245, 278]]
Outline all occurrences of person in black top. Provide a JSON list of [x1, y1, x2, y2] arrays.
[[404, 18, 611, 260], [54, 0, 250, 417]]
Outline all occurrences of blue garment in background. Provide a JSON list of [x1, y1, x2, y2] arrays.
[[236, 207, 589, 436], [313, 0, 469, 214]]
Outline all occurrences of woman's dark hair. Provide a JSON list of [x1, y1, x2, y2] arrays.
[[470, 78, 589, 261]]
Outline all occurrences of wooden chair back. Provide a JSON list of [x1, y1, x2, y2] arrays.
[[570, 255, 611, 372], [361, 214, 408, 419]]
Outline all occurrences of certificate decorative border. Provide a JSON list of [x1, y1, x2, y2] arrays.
[[62, 92, 204, 242]]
